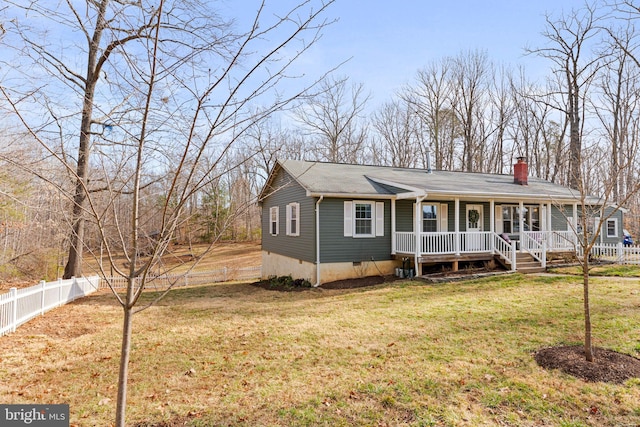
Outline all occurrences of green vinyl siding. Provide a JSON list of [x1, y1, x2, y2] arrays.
[[261, 169, 316, 263], [551, 205, 573, 231], [600, 206, 624, 244], [319, 198, 391, 263], [396, 200, 414, 232], [396, 200, 454, 232]]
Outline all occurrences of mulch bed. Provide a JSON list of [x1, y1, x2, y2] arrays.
[[535, 345, 640, 383], [252, 275, 401, 291]]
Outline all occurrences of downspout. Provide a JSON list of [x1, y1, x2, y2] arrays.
[[314, 196, 324, 287]]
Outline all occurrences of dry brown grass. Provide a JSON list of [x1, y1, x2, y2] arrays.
[[0, 273, 639, 426], [83, 241, 262, 277]]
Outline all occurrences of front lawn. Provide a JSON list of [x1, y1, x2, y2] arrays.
[[549, 264, 640, 277], [0, 274, 638, 426]]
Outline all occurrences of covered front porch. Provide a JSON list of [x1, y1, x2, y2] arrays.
[[390, 197, 580, 274], [394, 230, 576, 271]]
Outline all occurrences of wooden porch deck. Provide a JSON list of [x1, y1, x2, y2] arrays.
[[393, 230, 577, 273]]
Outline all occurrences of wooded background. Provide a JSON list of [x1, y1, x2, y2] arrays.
[[1, 1, 639, 282]]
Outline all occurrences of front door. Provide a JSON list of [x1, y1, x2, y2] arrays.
[[466, 204, 483, 250], [467, 204, 483, 232]]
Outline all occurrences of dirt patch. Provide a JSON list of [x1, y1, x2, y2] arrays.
[[535, 345, 640, 383], [320, 275, 400, 289]]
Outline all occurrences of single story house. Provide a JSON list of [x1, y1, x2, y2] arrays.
[[258, 158, 624, 285]]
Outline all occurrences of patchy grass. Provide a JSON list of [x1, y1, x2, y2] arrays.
[[549, 264, 640, 277], [0, 274, 639, 426], [82, 241, 262, 277]]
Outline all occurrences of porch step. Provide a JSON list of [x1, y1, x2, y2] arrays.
[[516, 252, 545, 274]]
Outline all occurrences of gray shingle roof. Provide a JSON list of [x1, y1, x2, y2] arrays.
[[277, 159, 596, 203]]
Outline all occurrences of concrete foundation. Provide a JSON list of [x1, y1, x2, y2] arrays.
[[261, 251, 400, 285]]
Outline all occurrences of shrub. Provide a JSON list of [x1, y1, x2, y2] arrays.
[[267, 275, 311, 289]]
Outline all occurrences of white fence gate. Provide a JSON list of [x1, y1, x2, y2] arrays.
[[0, 276, 100, 337]]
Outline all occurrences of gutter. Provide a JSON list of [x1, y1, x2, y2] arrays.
[[314, 195, 323, 287]]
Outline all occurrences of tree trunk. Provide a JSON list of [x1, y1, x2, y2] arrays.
[[583, 257, 594, 362], [63, 112, 92, 279], [568, 78, 582, 190], [115, 284, 134, 427], [62, 0, 109, 279]]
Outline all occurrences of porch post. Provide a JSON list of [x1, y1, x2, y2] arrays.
[[414, 196, 425, 277], [391, 199, 396, 255], [454, 198, 460, 256], [572, 203, 578, 247], [519, 201, 524, 252], [547, 202, 553, 250], [540, 203, 546, 263], [490, 199, 495, 254]]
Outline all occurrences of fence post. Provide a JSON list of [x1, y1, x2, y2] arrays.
[[40, 280, 46, 316], [617, 242, 624, 263], [541, 240, 547, 269], [59, 278, 65, 307], [72, 276, 79, 301], [10, 287, 17, 333], [511, 242, 517, 271]]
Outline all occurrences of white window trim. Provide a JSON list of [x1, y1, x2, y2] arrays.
[[286, 202, 300, 237], [269, 206, 279, 236], [606, 218, 618, 238], [353, 201, 375, 238], [421, 203, 439, 233], [344, 200, 384, 238]]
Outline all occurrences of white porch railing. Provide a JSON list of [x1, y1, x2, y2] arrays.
[[493, 233, 516, 270], [396, 231, 415, 254], [396, 231, 512, 263], [546, 231, 576, 251], [421, 231, 458, 254], [521, 232, 546, 268], [523, 231, 575, 252], [395, 230, 584, 271]]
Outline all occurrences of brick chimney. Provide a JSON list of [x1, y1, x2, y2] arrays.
[[514, 156, 528, 185]]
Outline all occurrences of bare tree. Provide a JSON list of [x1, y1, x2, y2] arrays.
[[296, 76, 370, 163], [405, 57, 458, 170], [509, 70, 568, 181], [528, 4, 605, 189], [483, 65, 515, 174], [372, 98, 422, 168], [530, 1, 640, 363], [452, 49, 493, 172], [2, 1, 336, 425], [595, 17, 640, 204]]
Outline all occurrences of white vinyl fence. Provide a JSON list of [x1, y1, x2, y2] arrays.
[[0, 276, 100, 337], [585, 243, 640, 264], [0, 266, 262, 337], [100, 266, 262, 290]]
